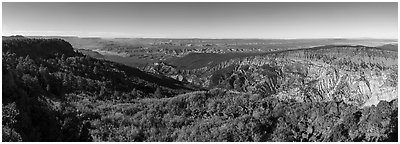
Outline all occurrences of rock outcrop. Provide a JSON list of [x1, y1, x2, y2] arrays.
[[144, 45, 398, 107]]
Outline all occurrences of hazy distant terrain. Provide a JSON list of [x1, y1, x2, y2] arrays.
[[2, 36, 398, 142], [26, 36, 397, 67]]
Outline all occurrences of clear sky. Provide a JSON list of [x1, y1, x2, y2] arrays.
[[2, 2, 398, 39]]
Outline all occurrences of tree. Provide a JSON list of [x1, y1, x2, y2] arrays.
[[98, 86, 106, 99], [93, 66, 99, 74], [61, 54, 66, 60], [113, 91, 121, 100], [62, 73, 69, 87], [24, 55, 31, 62], [154, 87, 162, 98], [79, 122, 93, 142], [46, 84, 51, 92], [130, 88, 138, 99]]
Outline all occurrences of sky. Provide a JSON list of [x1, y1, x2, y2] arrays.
[[2, 2, 398, 39]]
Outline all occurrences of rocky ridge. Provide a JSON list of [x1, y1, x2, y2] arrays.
[[144, 45, 398, 107]]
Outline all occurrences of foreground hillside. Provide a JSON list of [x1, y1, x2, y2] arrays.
[[2, 38, 398, 142], [2, 38, 195, 141]]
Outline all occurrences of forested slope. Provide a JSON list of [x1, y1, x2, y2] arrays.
[[2, 38, 195, 141]]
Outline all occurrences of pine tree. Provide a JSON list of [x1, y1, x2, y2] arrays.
[[113, 91, 121, 100], [24, 55, 30, 62], [98, 86, 106, 99], [154, 87, 162, 98], [93, 66, 99, 74], [61, 54, 66, 60], [46, 84, 51, 92], [131, 88, 137, 97]]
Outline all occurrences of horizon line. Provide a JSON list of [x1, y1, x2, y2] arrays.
[[3, 35, 398, 40]]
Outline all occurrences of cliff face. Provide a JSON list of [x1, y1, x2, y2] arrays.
[[145, 45, 398, 107], [271, 59, 397, 107]]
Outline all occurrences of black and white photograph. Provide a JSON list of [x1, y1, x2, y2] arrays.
[[1, 1, 398, 142]]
